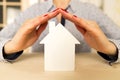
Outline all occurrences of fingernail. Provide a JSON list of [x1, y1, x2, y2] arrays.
[[73, 15, 77, 18], [44, 14, 48, 17], [60, 8, 68, 13], [52, 8, 60, 12]]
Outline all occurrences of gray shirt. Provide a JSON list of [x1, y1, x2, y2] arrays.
[[0, 0, 120, 62]]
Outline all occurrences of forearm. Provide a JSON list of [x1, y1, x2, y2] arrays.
[[97, 39, 120, 63], [100, 41, 117, 55]]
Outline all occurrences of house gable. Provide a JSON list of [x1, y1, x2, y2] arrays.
[[40, 21, 80, 45]]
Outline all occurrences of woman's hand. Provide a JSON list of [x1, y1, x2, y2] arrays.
[[59, 9, 117, 55], [4, 9, 59, 54]]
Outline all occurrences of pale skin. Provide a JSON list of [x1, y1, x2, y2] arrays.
[[4, 0, 117, 56], [59, 9, 117, 55], [4, 0, 70, 54], [4, 10, 59, 54]]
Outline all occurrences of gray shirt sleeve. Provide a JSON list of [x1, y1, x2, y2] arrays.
[[0, 17, 23, 61]]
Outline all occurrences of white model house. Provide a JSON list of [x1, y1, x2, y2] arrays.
[[40, 21, 80, 71]]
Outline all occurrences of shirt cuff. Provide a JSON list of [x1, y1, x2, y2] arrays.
[[97, 48, 118, 63], [97, 39, 120, 65], [0, 39, 11, 62], [2, 46, 23, 62], [109, 39, 120, 63]]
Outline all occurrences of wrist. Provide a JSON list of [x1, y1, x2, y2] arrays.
[[4, 40, 20, 54], [100, 42, 117, 55]]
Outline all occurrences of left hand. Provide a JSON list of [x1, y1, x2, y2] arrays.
[[4, 10, 59, 54], [59, 9, 117, 55]]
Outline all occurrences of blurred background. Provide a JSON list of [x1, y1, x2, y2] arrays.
[[0, 0, 120, 30]]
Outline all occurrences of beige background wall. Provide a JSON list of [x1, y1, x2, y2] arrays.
[[104, 0, 120, 26]]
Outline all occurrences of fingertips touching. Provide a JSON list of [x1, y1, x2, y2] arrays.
[[52, 8, 60, 12], [59, 8, 69, 18], [60, 8, 68, 13], [59, 9, 77, 22]]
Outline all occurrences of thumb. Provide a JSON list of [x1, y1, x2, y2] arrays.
[[36, 22, 48, 36], [75, 24, 86, 35]]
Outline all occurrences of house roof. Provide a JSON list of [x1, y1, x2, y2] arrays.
[[40, 21, 80, 45]]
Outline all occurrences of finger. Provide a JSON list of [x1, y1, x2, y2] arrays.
[[59, 9, 90, 30], [29, 9, 59, 29], [59, 9, 74, 22], [38, 8, 60, 24], [75, 24, 86, 35]]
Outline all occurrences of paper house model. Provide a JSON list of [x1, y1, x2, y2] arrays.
[[40, 21, 80, 71]]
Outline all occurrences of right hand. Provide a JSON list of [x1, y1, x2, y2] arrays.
[[59, 9, 117, 55], [4, 9, 59, 54]]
